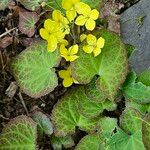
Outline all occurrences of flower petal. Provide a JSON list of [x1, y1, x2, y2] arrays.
[[66, 9, 77, 21], [52, 10, 62, 22], [93, 47, 101, 57], [70, 55, 79, 61], [86, 34, 97, 45], [47, 35, 57, 52], [85, 18, 96, 31], [75, 15, 87, 26], [39, 28, 49, 40], [97, 37, 105, 48], [44, 19, 55, 32], [80, 34, 87, 42], [60, 45, 69, 55], [83, 45, 93, 53], [75, 2, 91, 15], [62, 0, 72, 10], [69, 44, 78, 55], [90, 9, 99, 20], [63, 77, 73, 87]]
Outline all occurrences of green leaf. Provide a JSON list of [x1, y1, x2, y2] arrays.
[[0, 115, 37, 150], [126, 100, 150, 114], [11, 41, 61, 98], [120, 107, 142, 135], [51, 87, 99, 137], [19, 10, 39, 37], [71, 29, 128, 100], [123, 82, 150, 104], [108, 129, 145, 150], [51, 135, 75, 150], [142, 113, 150, 149], [78, 91, 116, 118], [99, 117, 117, 139], [18, 0, 47, 11], [75, 117, 117, 150], [31, 108, 53, 136], [138, 70, 150, 86], [82, 0, 102, 9], [123, 71, 137, 87], [84, 76, 106, 103], [75, 134, 103, 150], [125, 44, 135, 58], [0, 0, 11, 10]]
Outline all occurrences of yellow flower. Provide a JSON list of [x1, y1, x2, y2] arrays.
[[83, 34, 105, 57], [60, 44, 79, 62], [40, 19, 65, 52], [59, 67, 78, 87], [52, 10, 70, 34], [62, 0, 80, 21], [75, 2, 99, 31]]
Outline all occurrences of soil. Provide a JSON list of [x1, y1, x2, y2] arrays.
[[0, 0, 140, 149]]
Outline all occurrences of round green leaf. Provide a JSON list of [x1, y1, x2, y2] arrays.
[[71, 29, 128, 100], [11, 41, 61, 98], [0, 115, 37, 150], [51, 87, 99, 137]]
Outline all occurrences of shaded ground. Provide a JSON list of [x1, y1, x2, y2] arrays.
[[0, 0, 141, 149]]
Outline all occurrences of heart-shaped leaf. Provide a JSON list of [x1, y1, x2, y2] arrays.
[[71, 29, 128, 100], [142, 113, 150, 150], [51, 87, 99, 137], [0, 115, 37, 150], [120, 107, 142, 135], [19, 10, 39, 37], [11, 41, 61, 98]]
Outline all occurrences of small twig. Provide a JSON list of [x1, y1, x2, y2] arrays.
[[0, 114, 9, 120], [0, 27, 16, 39], [18, 92, 29, 115]]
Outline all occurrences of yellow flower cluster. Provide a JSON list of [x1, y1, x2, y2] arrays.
[[39, 0, 105, 87], [62, 0, 99, 30], [40, 10, 69, 52]]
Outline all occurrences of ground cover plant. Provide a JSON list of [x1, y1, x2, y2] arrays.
[[0, 0, 150, 149]]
